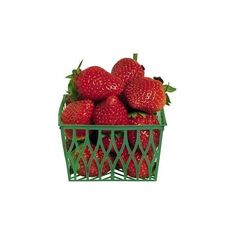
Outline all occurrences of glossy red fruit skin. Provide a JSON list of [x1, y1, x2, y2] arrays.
[[74, 145, 111, 177], [124, 77, 166, 113], [93, 96, 129, 126], [118, 149, 153, 178], [128, 113, 160, 150], [61, 100, 94, 140], [112, 58, 144, 85], [102, 135, 124, 151], [75, 66, 124, 101]]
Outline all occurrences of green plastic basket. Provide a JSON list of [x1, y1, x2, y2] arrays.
[[58, 95, 167, 181]]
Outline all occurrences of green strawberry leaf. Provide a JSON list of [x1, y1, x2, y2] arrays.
[[128, 112, 137, 118], [72, 69, 77, 75], [128, 111, 147, 118], [138, 112, 147, 118], [163, 83, 176, 93], [65, 61, 83, 101], [66, 74, 74, 79], [66, 60, 83, 78], [77, 60, 83, 73], [166, 93, 171, 106], [68, 79, 78, 101]]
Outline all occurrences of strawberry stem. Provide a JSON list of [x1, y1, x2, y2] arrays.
[[133, 53, 138, 61]]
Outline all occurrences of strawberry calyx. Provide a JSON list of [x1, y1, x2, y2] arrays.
[[163, 83, 176, 93], [67, 79, 78, 101], [128, 111, 147, 118], [65, 60, 83, 101], [154, 77, 176, 106], [163, 83, 176, 106], [66, 60, 83, 79]]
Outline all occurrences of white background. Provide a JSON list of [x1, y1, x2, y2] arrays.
[[0, 0, 236, 235]]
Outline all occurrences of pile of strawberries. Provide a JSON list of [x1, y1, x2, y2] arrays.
[[61, 54, 175, 178]]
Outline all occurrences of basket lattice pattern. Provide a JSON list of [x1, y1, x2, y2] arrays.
[[58, 95, 167, 181]]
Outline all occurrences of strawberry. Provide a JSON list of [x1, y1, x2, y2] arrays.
[[124, 77, 167, 113], [93, 96, 129, 126], [74, 65, 124, 101], [118, 149, 153, 178], [128, 112, 160, 150], [74, 144, 111, 177], [61, 100, 94, 140], [102, 133, 124, 151], [112, 53, 144, 85]]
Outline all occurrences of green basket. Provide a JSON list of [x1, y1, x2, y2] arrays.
[[58, 95, 167, 181]]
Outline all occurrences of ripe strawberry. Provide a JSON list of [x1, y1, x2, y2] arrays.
[[124, 77, 167, 113], [118, 149, 153, 178], [61, 100, 94, 140], [93, 96, 129, 126], [74, 66, 124, 101], [128, 112, 160, 150], [102, 133, 124, 151], [112, 53, 144, 85], [74, 145, 111, 177]]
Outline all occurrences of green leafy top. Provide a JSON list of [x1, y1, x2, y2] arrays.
[[153, 76, 176, 106], [163, 83, 176, 93], [65, 60, 83, 102], [128, 111, 147, 118], [163, 82, 176, 106]]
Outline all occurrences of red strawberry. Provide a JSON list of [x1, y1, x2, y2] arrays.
[[61, 100, 94, 140], [74, 145, 111, 177], [75, 66, 124, 101], [112, 53, 144, 85], [124, 77, 166, 113], [93, 96, 129, 126], [128, 112, 160, 150], [118, 149, 153, 178], [102, 133, 124, 151]]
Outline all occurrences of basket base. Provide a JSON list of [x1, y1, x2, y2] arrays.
[[68, 169, 157, 181]]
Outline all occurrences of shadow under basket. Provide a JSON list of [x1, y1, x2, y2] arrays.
[[58, 95, 167, 181]]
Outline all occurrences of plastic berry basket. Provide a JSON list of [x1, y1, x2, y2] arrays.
[[58, 95, 167, 181]]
